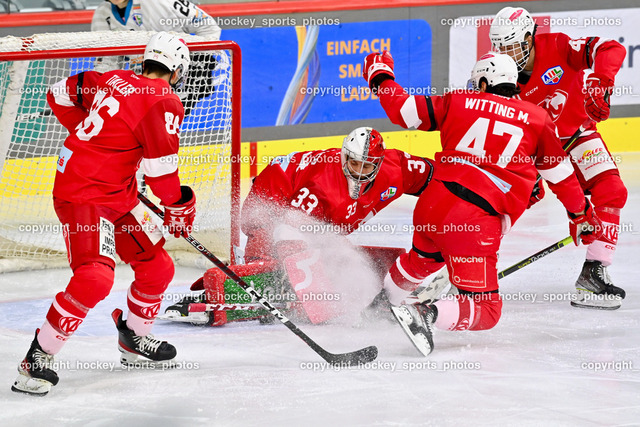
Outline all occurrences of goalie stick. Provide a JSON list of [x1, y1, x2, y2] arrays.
[[138, 193, 378, 366]]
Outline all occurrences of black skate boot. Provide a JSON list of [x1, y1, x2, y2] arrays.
[[161, 292, 211, 325], [112, 309, 177, 368], [391, 303, 438, 356], [11, 330, 59, 396], [571, 261, 625, 310]]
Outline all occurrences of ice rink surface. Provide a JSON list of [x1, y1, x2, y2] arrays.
[[1, 154, 639, 426]]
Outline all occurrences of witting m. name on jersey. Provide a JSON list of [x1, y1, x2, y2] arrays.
[[464, 98, 529, 124]]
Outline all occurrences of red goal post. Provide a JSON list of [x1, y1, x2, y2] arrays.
[[0, 32, 241, 271]]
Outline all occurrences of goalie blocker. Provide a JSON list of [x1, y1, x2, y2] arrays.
[[163, 246, 405, 326]]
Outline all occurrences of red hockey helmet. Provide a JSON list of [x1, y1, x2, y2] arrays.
[[341, 127, 386, 199]]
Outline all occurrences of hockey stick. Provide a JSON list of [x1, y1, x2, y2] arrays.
[[498, 235, 573, 279], [138, 193, 378, 366], [562, 119, 591, 152], [189, 302, 290, 312]]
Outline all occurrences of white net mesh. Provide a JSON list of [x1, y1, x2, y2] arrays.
[[0, 31, 239, 270]]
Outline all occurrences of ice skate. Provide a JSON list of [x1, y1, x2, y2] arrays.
[[391, 303, 437, 357], [11, 330, 59, 396], [160, 292, 211, 324], [571, 261, 625, 310], [112, 309, 177, 368]]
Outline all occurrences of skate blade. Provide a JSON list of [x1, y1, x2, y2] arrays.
[[571, 289, 622, 310], [11, 372, 52, 396], [390, 306, 433, 357], [118, 347, 177, 370], [157, 310, 210, 324]]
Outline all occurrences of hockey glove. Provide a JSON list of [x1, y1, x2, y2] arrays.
[[527, 176, 545, 208], [584, 73, 613, 122], [163, 186, 196, 238], [568, 198, 603, 246], [363, 51, 395, 92]]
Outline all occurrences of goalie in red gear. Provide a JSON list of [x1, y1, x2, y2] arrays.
[[489, 6, 627, 309], [177, 128, 434, 326], [11, 32, 196, 396], [365, 50, 602, 356], [240, 127, 433, 262]]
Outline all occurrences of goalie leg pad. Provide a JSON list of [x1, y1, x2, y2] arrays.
[[282, 248, 339, 324], [202, 259, 287, 326]]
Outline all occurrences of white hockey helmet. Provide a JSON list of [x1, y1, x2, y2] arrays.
[[341, 127, 386, 200], [468, 52, 518, 91], [489, 7, 536, 72], [144, 32, 190, 88]]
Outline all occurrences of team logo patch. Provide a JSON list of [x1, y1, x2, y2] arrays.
[[380, 187, 397, 201], [59, 316, 82, 334], [542, 66, 564, 85], [132, 12, 143, 27], [141, 302, 161, 319]]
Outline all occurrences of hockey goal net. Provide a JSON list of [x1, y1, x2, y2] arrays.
[[0, 31, 240, 271]]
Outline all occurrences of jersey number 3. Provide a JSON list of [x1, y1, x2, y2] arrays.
[[291, 188, 319, 214]]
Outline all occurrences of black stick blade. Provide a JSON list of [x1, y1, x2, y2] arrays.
[[322, 345, 378, 366]]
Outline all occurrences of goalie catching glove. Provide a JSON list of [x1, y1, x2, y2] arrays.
[[163, 186, 196, 238], [363, 51, 395, 92], [584, 73, 613, 122], [568, 198, 603, 246]]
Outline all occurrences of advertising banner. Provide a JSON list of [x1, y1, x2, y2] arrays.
[[224, 19, 432, 127]]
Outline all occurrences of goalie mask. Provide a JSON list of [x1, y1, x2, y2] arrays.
[[341, 127, 386, 200], [489, 7, 536, 72], [468, 52, 518, 91], [144, 32, 191, 89]]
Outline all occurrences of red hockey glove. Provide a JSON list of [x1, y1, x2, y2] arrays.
[[363, 51, 395, 92], [527, 176, 546, 209], [568, 198, 603, 246], [584, 73, 613, 122], [163, 186, 196, 238]]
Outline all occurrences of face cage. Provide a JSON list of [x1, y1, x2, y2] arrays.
[[170, 64, 187, 90], [343, 156, 383, 184], [497, 41, 530, 72]]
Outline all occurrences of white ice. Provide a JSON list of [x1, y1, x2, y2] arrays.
[[1, 154, 639, 426]]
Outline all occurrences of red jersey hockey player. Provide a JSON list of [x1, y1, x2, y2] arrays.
[[241, 127, 434, 261], [11, 32, 196, 396], [489, 6, 627, 309], [363, 51, 602, 356]]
